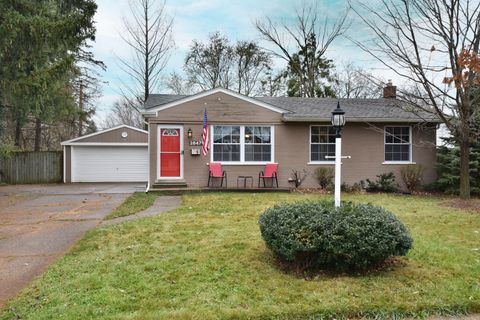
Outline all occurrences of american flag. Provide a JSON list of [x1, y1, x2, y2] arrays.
[[201, 109, 209, 156]]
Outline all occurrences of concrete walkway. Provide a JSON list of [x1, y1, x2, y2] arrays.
[[102, 196, 181, 226]]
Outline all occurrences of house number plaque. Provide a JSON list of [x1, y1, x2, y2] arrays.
[[189, 140, 203, 146]]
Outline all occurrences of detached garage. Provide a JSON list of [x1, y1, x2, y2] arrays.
[[62, 125, 148, 183]]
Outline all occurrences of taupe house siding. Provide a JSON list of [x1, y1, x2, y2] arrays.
[[147, 92, 437, 189], [75, 127, 147, 143], [149, 92, 284, 124]]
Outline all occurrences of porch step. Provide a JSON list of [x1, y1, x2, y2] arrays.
[[152, 180, 187, 189]]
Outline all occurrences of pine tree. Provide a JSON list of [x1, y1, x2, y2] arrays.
[[435, 136, 480, 195]]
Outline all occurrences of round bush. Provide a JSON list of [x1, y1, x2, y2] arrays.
[[258, 201, 413, 271]]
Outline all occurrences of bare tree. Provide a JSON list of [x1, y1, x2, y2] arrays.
[[350, 0, 480, 198], [259, 71, 288, 97], [334, 62, 383, 99], [255, 1, 349, 97], [235, 41, 272, 96], [103, 98, 145, 129], [118, 0, 174, 110], [184, 32, 235, 91], [184, 33, 273, 96], [164, 72, 193, 95]]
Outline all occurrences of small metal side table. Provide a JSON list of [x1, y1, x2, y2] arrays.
[[237, 176, 253, 188]]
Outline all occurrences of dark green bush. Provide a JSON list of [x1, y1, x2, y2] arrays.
[[366, 172, 398, 193], [259, 201, 413, 271]]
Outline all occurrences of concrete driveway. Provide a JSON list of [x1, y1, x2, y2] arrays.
[[0, 183, 144, 307]]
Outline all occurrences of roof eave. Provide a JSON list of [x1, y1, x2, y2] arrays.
[[61, 142, 148, 146], [144, 88, 287, 115], [282, 116, 441, 123], [142, 111, 156, 117], [61, 124, 148, 145]]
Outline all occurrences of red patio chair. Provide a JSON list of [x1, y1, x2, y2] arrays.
[[258, 163, 279, 188], [208, 162, 227, 188]]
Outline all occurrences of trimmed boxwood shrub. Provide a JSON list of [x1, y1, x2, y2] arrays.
[[258, 201, 413, 271]]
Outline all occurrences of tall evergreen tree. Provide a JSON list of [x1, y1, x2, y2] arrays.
[[285, 33, 336, 98], [0, 0, 102, 150]]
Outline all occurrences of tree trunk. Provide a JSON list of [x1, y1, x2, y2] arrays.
[[459, 136, 471, 199], [143, 2, 149, 103], [78, 81, 84, 136], [14, 117, 21, 148], [34, 117, 42, 151]]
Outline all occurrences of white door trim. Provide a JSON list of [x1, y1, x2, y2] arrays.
[[157, 125, 184, 180]]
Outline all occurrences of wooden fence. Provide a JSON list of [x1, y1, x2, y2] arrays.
[[0, 151, 63, 184]]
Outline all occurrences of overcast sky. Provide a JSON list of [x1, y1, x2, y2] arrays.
[[90, 0, 396, 125]]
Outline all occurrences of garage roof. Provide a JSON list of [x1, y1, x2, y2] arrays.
[[61, 125, 148, 146]]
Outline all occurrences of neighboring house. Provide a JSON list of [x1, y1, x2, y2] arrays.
[[142, 85, 439, 190]]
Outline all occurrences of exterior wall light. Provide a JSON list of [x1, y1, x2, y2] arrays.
[[187, 128, 193, 139]]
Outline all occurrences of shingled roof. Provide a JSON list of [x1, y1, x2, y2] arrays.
[[257, 96, 438, 122], [144, 94, 188, 109], [145, 92, 439, 123]]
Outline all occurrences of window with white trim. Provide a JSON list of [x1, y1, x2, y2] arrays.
[[212, 125, 273, 163], [213, 126, 241, 161], [384, 126, 411, 162], [245, 126, 271, 161], [310, 126, 336, 162]]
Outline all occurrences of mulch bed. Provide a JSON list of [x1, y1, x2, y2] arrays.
[[443, 199, 480, 213]]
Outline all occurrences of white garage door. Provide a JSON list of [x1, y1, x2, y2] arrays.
[[72, 146, 148, 182]]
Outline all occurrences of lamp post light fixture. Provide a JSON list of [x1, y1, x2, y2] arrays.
[[187, 128, 193, 139], [331, 102, 346, 208]]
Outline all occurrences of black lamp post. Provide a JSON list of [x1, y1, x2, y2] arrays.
[[331, 101, 346, 138], [331, 101, 346, 207]]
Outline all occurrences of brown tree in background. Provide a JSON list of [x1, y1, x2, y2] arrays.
[[118, 0, 174, 110], [255, 1, 349, 97], [334, 62, 383, 99], [351, 0, 480, 199], [184, 32, 235, 91], [103, 98, 145, 129], [183, 32, 272, 95], [235, 41, 272, 96]]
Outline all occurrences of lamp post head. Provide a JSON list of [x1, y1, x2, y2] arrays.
[[331, 101, 346, 128]]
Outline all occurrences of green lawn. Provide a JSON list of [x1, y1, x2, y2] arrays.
[[105, 192, 160, 220], [2, 193, 480, 319]]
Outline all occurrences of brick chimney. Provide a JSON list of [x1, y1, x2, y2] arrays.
[[383, 80, 396, 98]]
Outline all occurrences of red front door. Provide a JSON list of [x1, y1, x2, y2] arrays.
[[160, 128, 181, 177]]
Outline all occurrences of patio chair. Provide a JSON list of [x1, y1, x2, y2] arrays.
[[207, 162, 227, 188], [258, 163, 279, 188]]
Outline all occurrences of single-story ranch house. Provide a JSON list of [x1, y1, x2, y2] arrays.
[[62, 84, 439, 190]]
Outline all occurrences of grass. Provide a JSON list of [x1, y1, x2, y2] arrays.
[[2, 192, 480, 319], [105, 192, 160, 220]]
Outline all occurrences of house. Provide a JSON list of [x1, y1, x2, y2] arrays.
[[141, 84, 439, 190], [62, 84, 438, 188]]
